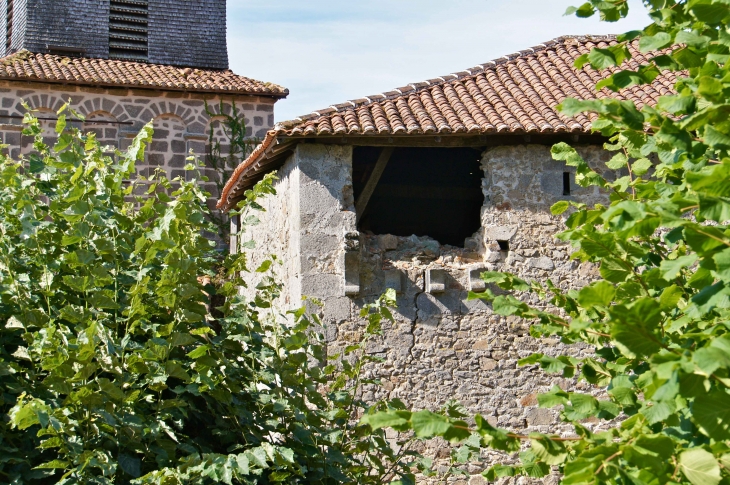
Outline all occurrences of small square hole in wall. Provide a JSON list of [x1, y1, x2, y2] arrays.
[[497, 240, 509, 251], [562, 172, 571, 196]]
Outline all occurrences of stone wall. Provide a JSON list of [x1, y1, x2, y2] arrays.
[[235, 153, 302, 309], [238, 142, 616, 483], [349, 145, 613, 482], [235, 144, 356, 320], [0, 80, 278, 208]]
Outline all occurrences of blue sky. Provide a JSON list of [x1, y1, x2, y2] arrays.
[[226, 1, 651, 122]]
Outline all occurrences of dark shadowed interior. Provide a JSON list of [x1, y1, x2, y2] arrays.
[[353, 146, 484, 247]]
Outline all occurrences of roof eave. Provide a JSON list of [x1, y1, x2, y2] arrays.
[[0, 75, 290, 98], [216, 129, 604, 212]]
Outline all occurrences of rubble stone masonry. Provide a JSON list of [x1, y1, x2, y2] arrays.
[[236, 143, 616, 483]]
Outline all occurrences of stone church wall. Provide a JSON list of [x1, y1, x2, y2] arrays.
[[236, 142, 616, 482], [0, 80, 277, 209]]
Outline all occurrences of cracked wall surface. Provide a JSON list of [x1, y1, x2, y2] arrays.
[[236, 143, 616, 483]]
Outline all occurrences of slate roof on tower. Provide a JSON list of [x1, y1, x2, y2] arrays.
[[217, 35, 678, 211], [0, 50, 289, 97]]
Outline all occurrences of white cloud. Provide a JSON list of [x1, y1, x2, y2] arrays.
[[227, 0, 651, 121]]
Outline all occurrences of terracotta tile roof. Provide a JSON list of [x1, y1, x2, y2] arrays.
[[0, 50, 289, 97], [218, 35, 677, 210]]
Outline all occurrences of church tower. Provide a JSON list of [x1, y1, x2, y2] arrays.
[[0, 0, 287, 219], [1, 0, 229, 69]]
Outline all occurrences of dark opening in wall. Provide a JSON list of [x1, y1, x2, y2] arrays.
[[497, 240, 509, 251], [562, 171, 571, 196], [109, 0, 148, 62], [353, 146, 484, 247]]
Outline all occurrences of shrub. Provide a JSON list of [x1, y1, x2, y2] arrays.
[[0, 107, 420, 484]]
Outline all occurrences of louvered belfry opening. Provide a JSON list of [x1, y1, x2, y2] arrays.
[[5, 0, 13, 54], [109, 0, 148, 62]]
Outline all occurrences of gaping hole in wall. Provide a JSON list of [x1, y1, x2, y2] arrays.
[[497, 240, 510, 252], [353, 147, 483, 247]]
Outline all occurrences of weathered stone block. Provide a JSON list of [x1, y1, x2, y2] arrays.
[[323, 297, 351, 323], [540, 171, 567, 196], [384, 269, 404, 294], [468, 267, 488, 293], [379, 234, 399, 250], [527, 256, 554, 270], [526, 407, 554, 426], [483, 225, 517, 242], [302, 274, 343, 299], [344, 252, 360, 296]]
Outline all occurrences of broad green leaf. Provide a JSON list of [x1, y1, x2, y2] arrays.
[[578, 281, 615, 308], [704, 125, 730, 149], [691, 2, 730, 23], [55, 115, 66, 134], [33, 460, 69, 469], [118, 453, 141, 478], [537, 386, 569, 408], [551, 200, 570, 215], [639, 32, 672, 52], [694, 391, 730, 440], [360, 411, 410, 431], [530, 436, 568, 465], [693, 347, 730, 375], [679, 449, 721, 485], [631, 158, 652, 176], [659, 285, 683, 310], [587, 48, 618, 69], [660, 254, 698, 281], [640, 400, 676, 425], [256, 260, 272, 273], [698, 76, 724, 100], [569, 393, 599, 417], [186, 345, 210, 359], [606, 152, 628, 169], [410, 410, 453, 438]]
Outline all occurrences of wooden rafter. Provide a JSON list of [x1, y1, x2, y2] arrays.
[[355, 147, 394, 223]]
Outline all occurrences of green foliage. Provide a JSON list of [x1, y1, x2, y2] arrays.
[[360, 1, 730, 483], [0, 108, 419, 484], [204, 100, 258, 246]]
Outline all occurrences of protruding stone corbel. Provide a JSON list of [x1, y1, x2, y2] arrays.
[[468, 267, 487, 293], [344, 232, 360, 296], [425, 268, 447, 294], [384, 269, 404, 294], [229, 214, 240, 255]]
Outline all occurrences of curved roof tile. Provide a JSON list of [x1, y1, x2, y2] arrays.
[[218, 35, 678, 210], [0, 50, 288, 97]]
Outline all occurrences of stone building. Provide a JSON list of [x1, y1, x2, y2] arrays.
[[0, 0, 287, 205], [219, 35, 674, 477]]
